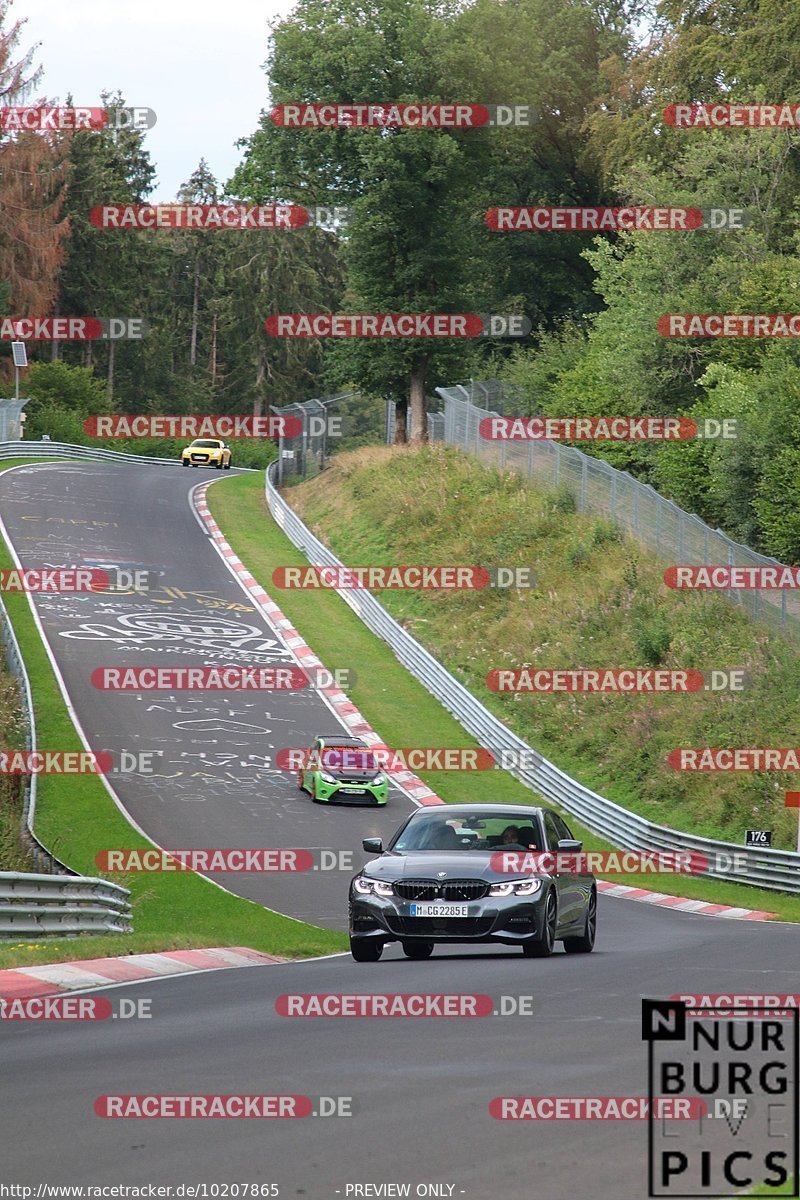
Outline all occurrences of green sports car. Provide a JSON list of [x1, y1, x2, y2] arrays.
[[298, 735, 389, 805]]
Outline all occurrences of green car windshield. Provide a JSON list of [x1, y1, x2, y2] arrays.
[[317, 747, 379, 773]]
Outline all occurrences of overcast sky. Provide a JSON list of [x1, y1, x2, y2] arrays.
[[18, 0, 295, 200]]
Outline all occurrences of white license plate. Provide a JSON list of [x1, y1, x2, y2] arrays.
[[409, 903, 470, 917], [340, 787, 365, 795]]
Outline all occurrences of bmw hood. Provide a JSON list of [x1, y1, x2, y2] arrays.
[[363, 851, 541, 882]]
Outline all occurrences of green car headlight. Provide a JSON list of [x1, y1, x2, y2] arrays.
[[319, 771, 338, 784]]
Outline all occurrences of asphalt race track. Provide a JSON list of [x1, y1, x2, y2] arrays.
[[4, 906, 800, 1197], [0, 462, 413, 926], [2, 462, 799, 1199]]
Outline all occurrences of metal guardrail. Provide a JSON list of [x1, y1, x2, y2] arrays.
[[266, 462, 800, 896], [0, 872, 131, 936], [0, 441, 259, 469], [433, 384, 800, 639]]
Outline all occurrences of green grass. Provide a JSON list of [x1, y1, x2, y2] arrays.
[[745, 1177, 796, 1196], [287, 445, 800, 847], [207, 466, 800, 921], [0, 459, 345, 969]]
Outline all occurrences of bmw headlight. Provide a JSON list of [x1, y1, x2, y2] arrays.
[[353, 876, 394, 897], [489, 878, 543, 897]]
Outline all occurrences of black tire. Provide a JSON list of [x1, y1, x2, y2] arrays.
[[191, 463, 199, 468], [215, 459, 223, 469], [563, 889, 597, 954], [350, 937, 383, 963], [224, 460, 232, 470], [402, 940, 434, 960], [181, 459, 190, 467], [522, 891, 557, 957]]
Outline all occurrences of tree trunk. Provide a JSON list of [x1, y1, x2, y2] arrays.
[[409, 357, 428, 443], [209, 312, 217, 389], [253, 354, 265, 417], [50, 297, 60, 361], [394, 397, 408, 445], [190, 250, 200, 367], [106, 339, 115, 402]]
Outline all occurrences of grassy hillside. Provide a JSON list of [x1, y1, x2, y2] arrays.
[[287, 444, 800, 849]]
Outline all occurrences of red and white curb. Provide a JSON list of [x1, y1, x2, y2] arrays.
[[193, 482, 444, 807], [195, 481, 778, 923], [596, 880, 775, 921], [0, 946, 281, 999]]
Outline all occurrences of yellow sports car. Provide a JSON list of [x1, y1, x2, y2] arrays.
[[180, 438, 232, 469]]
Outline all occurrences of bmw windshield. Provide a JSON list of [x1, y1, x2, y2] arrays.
[[391, 810, 542, 852]]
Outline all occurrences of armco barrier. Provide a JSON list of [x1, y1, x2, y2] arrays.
[[0, 872, 131, 936], [0, 441, 258, 468], [266, 462, 800, 895]]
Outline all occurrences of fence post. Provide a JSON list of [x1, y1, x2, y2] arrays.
[[580, 457, 587, 510]]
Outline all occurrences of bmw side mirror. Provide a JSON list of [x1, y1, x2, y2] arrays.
[[362, 838, 383, 853], [557, 838, 583, 852]]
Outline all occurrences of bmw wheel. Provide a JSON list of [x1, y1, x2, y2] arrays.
[[563, 889, 597, 954], [522, 891, 557, 957], [402, 941, 434, 960], [350, 936, 383, 963]]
